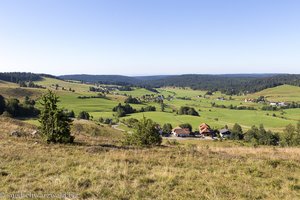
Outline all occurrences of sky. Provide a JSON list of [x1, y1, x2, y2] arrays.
[[0, 0, 300, 75]]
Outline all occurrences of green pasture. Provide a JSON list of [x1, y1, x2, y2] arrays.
[[241, 85, 300, 102], [1, 77, 299, 132], [119, 88, 156, 97], [35, 77, 92, 94]]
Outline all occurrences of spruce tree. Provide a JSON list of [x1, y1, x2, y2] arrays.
[[39, 90, 74, 143]]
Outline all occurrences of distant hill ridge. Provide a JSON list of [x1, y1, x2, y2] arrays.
[[59, 73, 300, 95], [1, 72, 300, 95], [0, 72, 59, 84]]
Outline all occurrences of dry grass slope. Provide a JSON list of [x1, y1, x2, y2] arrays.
[[0, 117, 299, 199]]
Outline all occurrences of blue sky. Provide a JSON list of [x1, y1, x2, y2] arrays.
[[0, 0, 299, 75]]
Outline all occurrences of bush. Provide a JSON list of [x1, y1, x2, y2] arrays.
[[0, 95, 5, 115], [162, 123, 173, 135], [244, 124, 279, 146], [113, 103, 135, 117], [280, 123, 300, 146], [178, 106, 199, 116], [123, 116, 162, 146], [179, 123, 192, 132], [140, 106, 156, 112], [78, 111, 90, 120], [5, 97, 39, 117], [230, 123, 243, 140], [124, 96, 140, 104]]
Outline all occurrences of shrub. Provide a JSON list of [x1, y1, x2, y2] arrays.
[[179, 123, 192, 132], [113, 103, 135, 117], [178, 106, 199, 116], [162, 123, 173, 135], [123, 116, 162, 146], [230, 123, 243, 140], [124, 95, 140, 104], [244, 124, 279, 146], [78, 111, 90, 120], [0, 95, 5, 115], [140, 106, 156, 112], [280, 123, 300, 146]]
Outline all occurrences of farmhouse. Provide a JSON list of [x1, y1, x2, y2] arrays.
[[244, 98, 254, 103], [278, 102, 286, 107], [199, 123, 215, 137], [172, 127, 190, 137], [269, 102, 287, 107]]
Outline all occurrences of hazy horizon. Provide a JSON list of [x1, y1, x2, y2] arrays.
[[0, 70, 298, 77], [1, 0, 300, 75]]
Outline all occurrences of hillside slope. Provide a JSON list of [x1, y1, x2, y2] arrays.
[[59, 74, 300, 94], [0, 116, 299, 199], [245, 85, 300, 102]]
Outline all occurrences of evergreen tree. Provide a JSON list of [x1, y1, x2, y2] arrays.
[[39, 90, 74, 143], [162, 123, 172, 135], [0, 95, 5, 115], [230, 123, 243, 140]]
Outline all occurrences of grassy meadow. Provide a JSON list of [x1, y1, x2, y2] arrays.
[[0, 117, 300, 200], [1, 78, 300, 199], [0, 76, 299, 132]]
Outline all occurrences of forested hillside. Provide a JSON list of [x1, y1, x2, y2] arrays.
[[59, 74, 300, 94], [59, 74, 142, 85], [0, 72, 58, 84], [0, 72, 42, 83], [1, 73, 299, 95]]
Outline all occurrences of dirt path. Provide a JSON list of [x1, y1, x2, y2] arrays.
[[112, 123, 125, 132]]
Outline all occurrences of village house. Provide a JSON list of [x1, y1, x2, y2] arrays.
[[244, 98, 254, 103], [172, 126, 190, 137], [269, 102, 287, 107], [199, 123, 215, 137], [219, 129, 231, 138]]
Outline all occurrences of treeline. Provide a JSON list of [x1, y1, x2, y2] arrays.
[[146, 74, 300, 95], [229, 123, 300, 146], [262, 102, 300, 110], [60, 74, 300, 95], [178, 106, 199, 116], [112, 103, 157, 117], [89, 87, 107, 93], [0, 72, 42, 83], [211, 102, 256, 110], [78, 94, 107, 99], [0, 95, 40, 118], [19, 81, 46, 89]]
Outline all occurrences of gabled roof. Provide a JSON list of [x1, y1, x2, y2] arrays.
[[219, 129, 231, 134], [172, 127, 190, 135]]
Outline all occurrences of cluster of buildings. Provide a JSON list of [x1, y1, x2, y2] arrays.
[[244, 98, 286, 107], [171, 123, 231, 139], [269, 102, 286, 107]]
